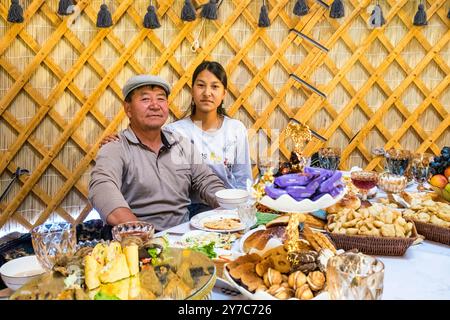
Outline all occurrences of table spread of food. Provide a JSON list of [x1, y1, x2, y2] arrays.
[[2, 152, 449, 300]]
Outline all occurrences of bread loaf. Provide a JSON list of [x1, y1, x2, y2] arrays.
[[243, 226, 286, 253]]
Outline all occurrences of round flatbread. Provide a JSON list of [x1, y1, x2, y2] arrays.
[[203, 218, 243, 230]]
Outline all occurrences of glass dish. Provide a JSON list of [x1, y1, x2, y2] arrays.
[[111, 221, 155, 242], [31, 222, 77, 271], [377, 173, 408, 194]]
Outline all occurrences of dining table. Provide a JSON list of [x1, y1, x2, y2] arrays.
[[1, 180, 449, 300], [158, 221, 450, 300], [157, 178, 450, 301]]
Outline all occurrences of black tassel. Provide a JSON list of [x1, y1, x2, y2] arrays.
[[293, 0, 309, 17], [329, 0, 345, 19], [258, 1, 270, 27], [368, 4, 385, 28], [413, 3, 427, 26], [201, 0, 218, 20], [144, 5, 161, 29], [7, 0, 24, 23], [96, 4, 113, 28], [58, 0, 75, 16], [181, 0, 196, 22]]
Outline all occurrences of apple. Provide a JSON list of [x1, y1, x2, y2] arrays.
[[429, 174, 448, 189], [444, 167, 450, 179], [443, 184, 450, 202]]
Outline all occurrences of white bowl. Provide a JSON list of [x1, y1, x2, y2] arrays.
[[0, 255, 45, 291], [259, 187, 347, 213], [215, 189, 249, 209]]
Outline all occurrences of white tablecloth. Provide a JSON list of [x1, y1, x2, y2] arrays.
[[157, 219, 450, 300]]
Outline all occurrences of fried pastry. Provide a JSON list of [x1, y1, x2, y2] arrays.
[[270, 253, 291, 273], [229, 262, 255, 280], [226, 253, 261, 271], [241, 269, 265, 293], [303, 226, 337, 253]]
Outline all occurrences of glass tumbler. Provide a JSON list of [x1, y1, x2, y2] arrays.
[[237, 203, 257, 233], [410, 153, 434, 192], [318, 147, 341, 170], [327, 252, 385, 300], [31, 222, 77, 270]]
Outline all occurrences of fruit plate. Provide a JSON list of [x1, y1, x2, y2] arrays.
[[222, 266, 329, 300], [258, 187, 347, 214]]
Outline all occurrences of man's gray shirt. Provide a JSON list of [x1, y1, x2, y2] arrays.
[[88, 127, 225, 231]]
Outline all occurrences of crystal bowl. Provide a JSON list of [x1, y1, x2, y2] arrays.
[[111, 221, 155, 242], [377, 173, 408, 194]]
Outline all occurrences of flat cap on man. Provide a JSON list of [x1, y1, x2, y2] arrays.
[[122, 74, 171, 99]]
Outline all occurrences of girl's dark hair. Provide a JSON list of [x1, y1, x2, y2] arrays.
[[191, 61, 228, 116]]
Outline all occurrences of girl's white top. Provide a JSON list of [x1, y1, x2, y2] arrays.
[[165, 116, 252, 191]]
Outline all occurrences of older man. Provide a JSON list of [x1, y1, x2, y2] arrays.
[[89, 75, 225, 231]]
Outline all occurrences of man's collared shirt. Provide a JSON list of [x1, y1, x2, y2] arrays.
[[88, 127, 225, 231]]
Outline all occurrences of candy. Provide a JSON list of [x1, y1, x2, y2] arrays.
[[286, 185, 317, 199], [274, 173, 314, 188], [265, 185, 288, 199], [319, 171, 342, 193]]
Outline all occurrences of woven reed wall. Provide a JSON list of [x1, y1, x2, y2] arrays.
[[0, 0, 449, 234]]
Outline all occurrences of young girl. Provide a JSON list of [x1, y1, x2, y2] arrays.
[[166, 61, 252, 216], [101, 61, 252, 217]]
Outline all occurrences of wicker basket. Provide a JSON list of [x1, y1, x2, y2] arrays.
[[412, 220, 450, 246], [327, 223, 418, 256]]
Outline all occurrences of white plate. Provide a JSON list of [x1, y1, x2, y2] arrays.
[[223, 266, 329, 300], [190, 209, 245, 233], [259, 187, 347, 213]]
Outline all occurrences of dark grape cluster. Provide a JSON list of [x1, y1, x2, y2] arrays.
[[430, 146, 450, 175]]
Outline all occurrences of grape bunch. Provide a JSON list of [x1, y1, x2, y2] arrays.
[[430, 146, 450, 175]]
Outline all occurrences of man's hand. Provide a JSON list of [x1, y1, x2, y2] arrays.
[[106, 207, 139, 226], [100, 133, 120, 147]]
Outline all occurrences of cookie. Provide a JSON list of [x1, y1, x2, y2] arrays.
[[307, 271, 326, 291], [295, 284, 314, 300], [293, 262, 317, 273], [263, 268, 283, 287], [262, 245, 287, 259], [255, 259, 273, 277]]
